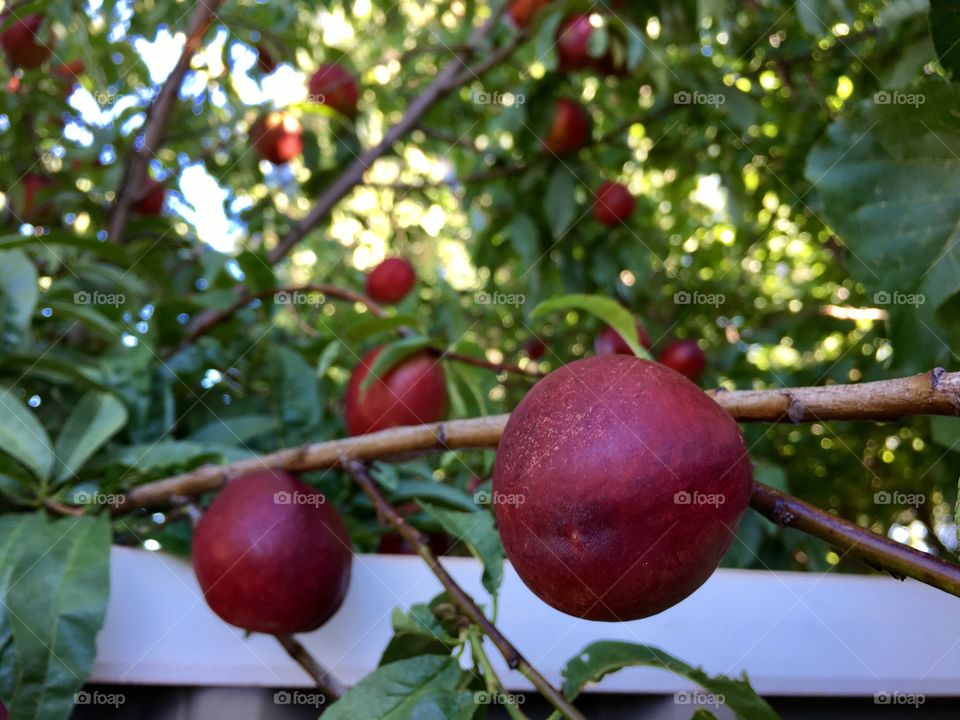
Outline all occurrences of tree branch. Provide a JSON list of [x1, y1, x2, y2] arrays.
[[749, 482, 960, 597], [342, 460, 586, 720], [275, 634, 346, 700], [107, 0, 225, 243]]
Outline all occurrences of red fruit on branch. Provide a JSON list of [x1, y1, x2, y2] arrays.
[[0, 14, 53, 69], [365, 258, 416, 304], [543, 98, 591, 155], [193, 470, 352, 634], [507, 0, 551, 28], [594, 322, 651, 354], [308, 63, 359, 118], [345, 346, 447, 436], [12, 173, 53, 223], [523, 337, 548, 360], [593, 180, 636, 225], [658, 339, 707, 382], [131, 178, 166, 216], [251, 112, 303, 164], [556, 14, 594, 72], [493, 355, 752, 620]]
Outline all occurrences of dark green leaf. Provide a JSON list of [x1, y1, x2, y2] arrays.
[[532, 294, 651, 358], [419, 503, 503, 596], [930, 0, 960, 76], [0, 387, 53, 481], [53, 392, 128, 484]]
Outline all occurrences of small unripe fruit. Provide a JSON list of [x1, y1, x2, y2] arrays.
[[556, 14, 593, 72], [507, 0, 551, 28], [493, 355, 752, 620], [1, 15, 52, 69], [132, 178, 165, 216], [658, 339, 707, 382], [345, 346, 447, 436], [594, 323, 651, 355], [365, 258, 416, 304], [308, 63, 359, 118], [593, 180, 635, 225], [543, 98, 591, 155], [193, 470, 352, 634], [251, 112, 303, 164]]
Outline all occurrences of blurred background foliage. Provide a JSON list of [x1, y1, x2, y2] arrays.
[[0, 0, 958, 576]]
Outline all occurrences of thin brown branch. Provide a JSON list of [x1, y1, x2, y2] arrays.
[[107, 0, 225, 243], [266, 9, 520, 265], [275, 634, 346, 700], [342, 460, 586, 720], [114, 369, 960, 513], [750, 482, 960, 598]]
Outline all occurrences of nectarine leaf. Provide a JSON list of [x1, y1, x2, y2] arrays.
[[0, 250, 37, 353], [544, 166, 577, 238], [392, 480, 476, 513], [562, 641, 779, 719], [346, 314, 421, 342], [0, 513, 110, 720], [53, 391, 128, 484], [419, 503, 504, 597], [324, 656, 474, 720], [0, 387, 53, 481], [359, 336, 433, 393], [532, 293, 652, 359], [930, 1, 960, 76]]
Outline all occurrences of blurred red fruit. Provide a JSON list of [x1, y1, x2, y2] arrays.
[[507, 0, 551, 28], [308, 63, 359, 118], [556, 14, 594, 72], [132, 178, 165, 216], [594, 323, 651, 355], [523, 337, 547, 360], [1, 14, 53, 69], [658, 339, 708, 382], [255, 43, 276, 73], [251, 112, 303, 164], [593, 180, 636, 225], [365, 258, 416, 304], [543, 98, 591, 155]]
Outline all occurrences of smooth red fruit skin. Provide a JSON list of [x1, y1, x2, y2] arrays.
[[493, 355, 752, 621], [345, 347, 447, 436], [132, 178, 165, 216], [594, 323, 651, 354], [659, 339, 707, 382], [308, 63, 359, 118], [594, 180, 636, 225], [365, 258, 416, 304], [251, 112, 303, 164], [1, 15, 52, 69], [0, 700, 6, 720], [193, 470, 352, 634], [556, 14, 593, 72], [507, 0, 551, 28], [543, 99, 591, 155]]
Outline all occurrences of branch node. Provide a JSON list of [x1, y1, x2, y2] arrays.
[[786, 392, 809, 423], [770, 497, 796, 527]]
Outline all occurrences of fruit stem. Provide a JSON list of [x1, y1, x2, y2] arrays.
[[750, 482, 960, 597], [469, 628, 531, 720], [274, 634, 346, 700], [343, 460, 587, 720]]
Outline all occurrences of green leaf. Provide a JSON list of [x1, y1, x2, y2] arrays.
[[544, 166, 578, 238], [0, 512, 111, 720], [0, 387, 54, 481], [0, 249, 38, 352], [346, 314, 421, 342], [562, 642, 780, 720], [324, 656, 475, 720], [930, 416, 960, 451], [392, 480, 478, 513], [188, 414, 279, 445], [46, 300, 125, 339], [532, 294, 651, 359], [930, 0, 960, 76], [360, 336, 434, 393], [269, 346, 322, 441], [509, 213, 540, 267], [419, 503, 504, 597], [53, 392, 128, 484], [103, 441, 254, 474], [0, 232, 127, 263]]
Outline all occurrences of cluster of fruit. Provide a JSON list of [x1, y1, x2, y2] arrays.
[[192, 259, 744, 635]]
